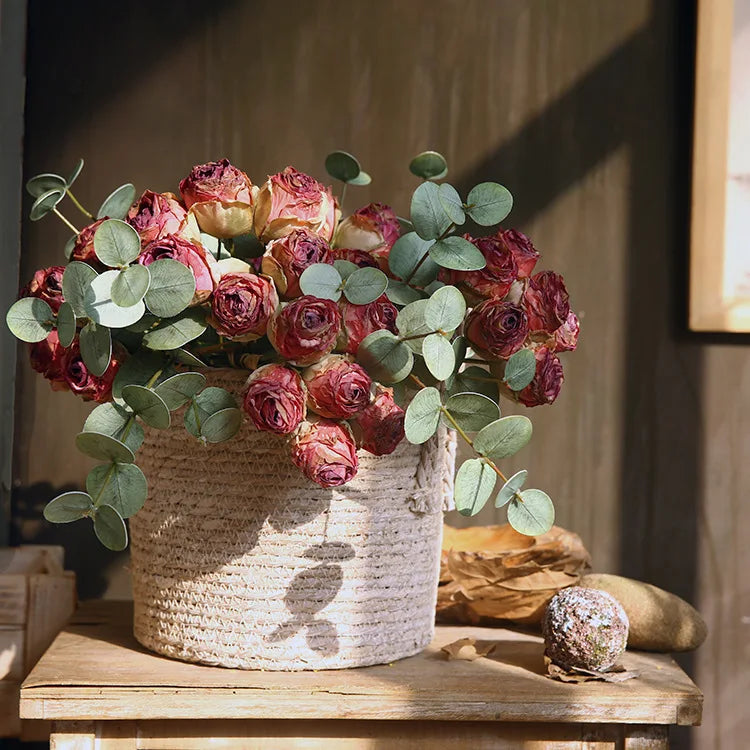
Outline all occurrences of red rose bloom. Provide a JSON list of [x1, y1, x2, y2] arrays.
[[338, 294, 398, 355], [70, 218, 108, 267], [465, 299, 529, 359], [261, 228, 331, 298], [501, 229, 540, 278], [209, 273, 279, 341], [353, 385, 405, 456], [302, 354, 372, 419], [61, 341, 124, 403], [291, 419, 359, 488], [127, 190, 198, 244], [21, 266, 65, 313], [553, 311, 580, 352], [29, 331, 68, 391], [517, 346, 564, 407], [268, 295, 342, 366], [523, 270, 570, 333], [334, 202, 400, 270], [243, 364, 306, 435]]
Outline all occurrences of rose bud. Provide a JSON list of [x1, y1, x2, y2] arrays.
[[329, 246, 380, 269], [352, 384, 405, 456], [209, 272, 279, 342], [553, 311, 580, 352], [243, 364, 306, 435], [29, 331, 68, 391], [465, 299, 529, 359], [517, 346, 564, 407], [338, 294, 398, 355], [61, 341, 125, 403], [268, 295, 342, 366], [127, 190, 199, 244], [334, 202, 400, 258], [138, 234, 219, 304], [302, 354, 372, 419], [291, 419, 359, 488], [215, 257, 252, 277], [21, 266, 65, 313], [70, 218, 108, 267], [501, 229, 540, 278], [254, 166, 337, 243], [523, 270, 571, 333], [261, 228, 331, 298], [179, 159, 257, 238]]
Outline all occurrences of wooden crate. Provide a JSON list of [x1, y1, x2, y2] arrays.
[[0, 545, 76, 739]]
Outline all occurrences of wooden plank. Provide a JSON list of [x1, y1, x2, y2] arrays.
[[0, 575, 27, 625], [25, 571, 76, 670], [0, 680, 21, 737], [51, 721, 95, 750]]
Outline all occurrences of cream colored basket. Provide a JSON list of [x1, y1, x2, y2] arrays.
[[130, 369, 456, 670]]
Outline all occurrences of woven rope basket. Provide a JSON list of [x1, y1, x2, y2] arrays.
[[130, 369, 456, 670]]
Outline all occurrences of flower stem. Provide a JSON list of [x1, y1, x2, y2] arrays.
[[399, 330, 441, 342], [52, 208, 79, 234], [66, 189, 95, 220]]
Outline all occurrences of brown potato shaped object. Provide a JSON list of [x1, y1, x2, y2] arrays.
[[579, 574, 707, 652]]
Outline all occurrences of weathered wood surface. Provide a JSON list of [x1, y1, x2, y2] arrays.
[[20, 600, 701, 726]]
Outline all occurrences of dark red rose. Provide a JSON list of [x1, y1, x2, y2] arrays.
[[291, 419, 359, 488], [242, 364, 306, 435], [268, 295, 342, 366], [353, 384, 405, 456], [21, 266, 65, 313], [71, 218, 108, 267], [209, 273, 279, 341], [501, 229, 540, 278], [517, 346, 564, 407], [338, 294, 398, 355], [328, 247, 380, 269], [465, 299, 529, 359], [29, 331, 68, 391], [61, 341, 125, 403], [127, 190, 199, 244], [302, 354, 372, 419], [523, 270, 570, 333], [261, 228, 331, 298]]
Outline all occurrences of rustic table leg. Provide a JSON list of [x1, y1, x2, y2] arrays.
[[623, 725, 669, 749], [50, 721, 95, 750]]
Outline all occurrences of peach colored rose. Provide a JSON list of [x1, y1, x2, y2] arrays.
[[291, 419, 359, 488], [242, 364, 306, 435], [261, 228, 331, 298], [209, 273, 279, 341], [127, 190, 199, 244], [334, 202, 400, 270], [302, 354, 372, 419], [338, 295, 398, 355]]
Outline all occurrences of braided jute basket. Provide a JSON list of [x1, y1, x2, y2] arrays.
[[130, 369, 457, 670]]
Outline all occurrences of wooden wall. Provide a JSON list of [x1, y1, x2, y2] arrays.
[[12, 1, 749, 747]]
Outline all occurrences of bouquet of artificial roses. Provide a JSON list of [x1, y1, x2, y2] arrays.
[[8, 150, 578, 550]]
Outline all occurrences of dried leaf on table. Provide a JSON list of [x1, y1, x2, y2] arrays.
[[440, 637, 497, 661], [543, 654, 639, 683]]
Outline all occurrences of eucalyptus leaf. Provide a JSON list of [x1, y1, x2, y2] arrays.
[[121, 384, 171, 429], [144, 258, 196, 317], [495, 469, 528, 508], [466, 182, 513, 226], [347, 171, 371, 186], [504, 348, 537, 391], [111, 264, 150, 307], [79, 321, 112, 377], [357, 329, 414, 383], [93, 219, 141, 267], [201, 407, 242, 443], [507, 489, 554, 536], [64, 234, 77, 261], [184, 387, 237, 438], [386, 280, 424, 306], [6, 297, 53, 343], [86, 463, 147, 518], [97, 183, 136, 220], [438, 183, 465, 224], [26, 173, 66, 198], [62, 261, 98, 317], [396, 299, 431, 354], [142, 309, 207, 351], [425, 284, 466, 332], [75, 431, 135, 463], [29, 188, 65, 220], [473, 415, 533, 461], [448, 365, 500, 401], [67, 158, 84, 187], [56, 302, 76, 347], [299, 263, 342, 301], [388, 232, 435, 282], [325, 151, 361, 182], [43, 492, 93, 523], [422, 333, 455, 380], [333, 260, 358, 280], [444, 392, 500, 432], [83, 402, 143, 454], [454, 458, 497, 516], [411, 181, 452, 240], [343, 266, 388, 304], [429, 236, 486, 271], [155, 372, 207, 410], [409, 150, 448, 180], [452, 336, 467, 373], [112, 351, 169, 400], [404, 386, 442, 444], [84, 270, 146, 328], [171, 348, 207, 368], [93, 503, 128, 551]]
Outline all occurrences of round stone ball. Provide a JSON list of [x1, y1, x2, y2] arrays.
[[542, 586, 629, 671]]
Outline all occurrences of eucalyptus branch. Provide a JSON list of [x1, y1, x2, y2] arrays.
[[52, 208, 79, 234], [66, 189, 95, 220]]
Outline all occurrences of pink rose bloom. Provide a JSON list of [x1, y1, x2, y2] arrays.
[[338, 294, 398, 355], [302, 354, 372, 419], [179, 159, 257, 238], [517, 346, 564, 407], [209, 273, 279, 341], [523, 270, 570, 333], [70, 218, 108, 268], [261, 228, 331, 298], [553, 311, 580, 352], [291, 419, 359, 488], [501, 229, 540, 278], [329, 246, 380, 269], [138, 234, 219, 304], [268, 295, 341, 366], [61, 341, 125, 403], [21, 266, 65, 313], [465, 299, 529, 359], [353, 385, 405, 456], [127, 190, 199, 244], [334, 202, 400, 269], [243, 364, 306, 435], [29, 331, 68, 392], [254, 166, 337, 242]]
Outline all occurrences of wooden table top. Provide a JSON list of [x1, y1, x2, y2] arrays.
[[20, 600, 702, 726]]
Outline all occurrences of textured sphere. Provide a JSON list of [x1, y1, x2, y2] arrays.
[[542, 586, 629, 671]]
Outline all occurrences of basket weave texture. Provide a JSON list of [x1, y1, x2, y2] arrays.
[[130, 369, 456, 670]]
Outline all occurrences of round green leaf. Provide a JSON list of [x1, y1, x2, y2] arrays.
[[504, 348, 537, 391], [343, 267, 388, 305], [495, 469, 528, 508], [422, 333, 455, 381], [84, 270, 146, 328], [396, 298, 431, 354], [409, 151, 448, 180], [111, 264, 150, 307], [445, 392, 500, 433], [429, 236, 486, 271], [466, 182, 513, 226], [473, 415, 533, 461], [62, 261, 98, 317], [325, 151, 361, 182], [30, 187, 65, 221], [404, 386, 442, 444], [333, 260, 358, 280], [93, 504, 128, 551], [83, 402, 143, 454], [86, 463, 147, 518], [112, 351, 169, 400], [386, 280, 424, 306], [6, 297, 53, 343], [347, 171, 371, 186], [79, 321, 112, 377], [507, 489, 554, 536], [170, 348, 207, 369], [43, 492, 93, 523], [411, 181, 452, 240], [201, 407, 242, 443], [454, 458, 497, 516], [97, 183, 136, 220], [388, 232, 435, 282], [142, 309, 207, 351], [144, 258, 196, 318], [299, 263, 342, 301], [155, 372, 207, 410], [357, 329, 414, 384], [67, 158, 84, 187], [64, 234, 77, 261], [448, 365, 500, 401], [452, 336, 467, 373], [76, 431, 135, 463], [56, 302, 76, 347], [425, 284, 466, 332], [26, 173, 66, 198], [438, 183, 465, 224], [93, 219, 141, 267], [121, 385, 171, 429], [184, 387, 237, 438]]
